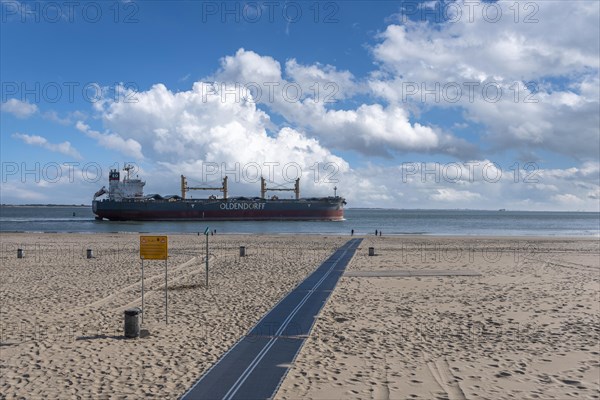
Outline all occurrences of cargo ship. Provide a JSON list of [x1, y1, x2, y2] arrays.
[[92, 165, 345, 221]]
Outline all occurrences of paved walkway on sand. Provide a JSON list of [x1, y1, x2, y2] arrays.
[[180, 238, 363, 400]]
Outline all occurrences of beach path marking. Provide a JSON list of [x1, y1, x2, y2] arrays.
[[180, 238, 363, 400]]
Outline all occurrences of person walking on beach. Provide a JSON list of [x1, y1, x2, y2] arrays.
[[351, 229, 354, 236], [375, 229, 378, 236]]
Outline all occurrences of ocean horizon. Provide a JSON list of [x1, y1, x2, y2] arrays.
[[1, 205, 598, 237]]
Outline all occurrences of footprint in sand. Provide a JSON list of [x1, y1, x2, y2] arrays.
[[425, 356, 467, 400]]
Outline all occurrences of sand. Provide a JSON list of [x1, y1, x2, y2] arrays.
[[0, 233, 346, 398], [276, 236, 600, 400], [2, 234, 599, 399]]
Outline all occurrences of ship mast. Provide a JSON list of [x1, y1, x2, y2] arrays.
[[260, 177, 300, 200], [123, 164, 134, 181], [180, 175, 228, 200]]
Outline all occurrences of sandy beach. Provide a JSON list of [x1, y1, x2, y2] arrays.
[[0, 233, 347, 398], [276, 236, 600, 400], [1, 233, 599, 399]]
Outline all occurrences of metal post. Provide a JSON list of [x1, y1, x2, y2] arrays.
[[205, 233, 209, 287], [165, 259, 168, 324], [141, 260, 144, 325]]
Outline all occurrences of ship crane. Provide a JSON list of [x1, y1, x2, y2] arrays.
[[181, 175, 228, 200], [260, 177, 300, 200]]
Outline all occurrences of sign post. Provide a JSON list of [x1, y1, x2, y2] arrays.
[[141, 259, 144, 324], [140, 235, 169, 324], [204, 227, 210, 287]]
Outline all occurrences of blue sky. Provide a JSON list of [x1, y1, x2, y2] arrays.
[[1, 0, 599, 210]]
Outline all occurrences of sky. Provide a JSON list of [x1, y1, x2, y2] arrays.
[[1, 0, 599, 210]]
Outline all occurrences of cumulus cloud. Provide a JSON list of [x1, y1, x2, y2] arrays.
[[375, 1, 598, 82], [210, 48, 474, 157], [332, 160, 599, 211], [12, 133, 82, 159], [75, 121, 144, 160], [95, 81, 348, 195], [369, 0, 600, 160], [284, 58, 361, 100], [1, 98, 38, 118]]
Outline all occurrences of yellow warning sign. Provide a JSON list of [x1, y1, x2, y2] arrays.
[[140, 236, 168, 260]]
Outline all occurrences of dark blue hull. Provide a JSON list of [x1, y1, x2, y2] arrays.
[[92, 197, 345, 221]]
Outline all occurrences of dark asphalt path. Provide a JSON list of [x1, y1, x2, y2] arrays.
[[180, 238, 362, 400]]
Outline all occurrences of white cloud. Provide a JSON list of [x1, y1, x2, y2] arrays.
[[0, 182, 48, 202], [213, 48, 282, 84], [369, 1, 600, 160], [210, 49, 474, 157], [1, 99, 38, 118], [284, 59, 360, 100], [95, 81, 348, 194], [42, 110, 87, 125], [42, 111, 72, 125], [12, 133, 82, 159], [551, 193, 584, 206], [430, 188, 481, 202], [375, 2, 598, 82], [75, 121, 144, 160]]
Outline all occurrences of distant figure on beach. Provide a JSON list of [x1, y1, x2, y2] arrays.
[[351, 229, 354, 236], [379, 231, 382, 236], [375, 229, 378, 236], [214, 229, 217, 235]]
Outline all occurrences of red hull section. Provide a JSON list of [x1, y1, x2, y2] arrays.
[[95, 208, 344, 221]]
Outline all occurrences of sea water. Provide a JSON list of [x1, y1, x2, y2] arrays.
[[1, 206, 598, 236]]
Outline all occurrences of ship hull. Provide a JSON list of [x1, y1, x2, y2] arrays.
[[92, 198, 345, 221]]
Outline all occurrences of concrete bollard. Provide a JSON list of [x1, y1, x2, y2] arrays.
[[124, 307, 142, 338], [86, 249, 93, 259], [239, 246, 246, 257], [17, 249, 24, 258], [368, 247, 375, 256]]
